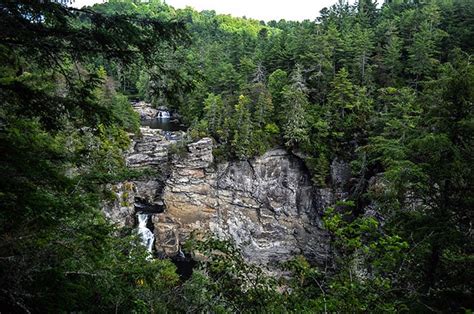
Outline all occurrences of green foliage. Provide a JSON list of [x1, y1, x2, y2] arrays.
[[268, 69, 289, 119], [321, 205, 409, 312], [344, 23, 375, 84], [305, 153, 330, 186], [203, 93, 225, 138], [231, 95, 254, 159], [0, 117, 180, 312], [1, 0, 474, 312], [110, 93, 141, 133], [281, 66, 310, 148], [281, 85, 310, 147], [323, 68, 374, 156], [183, 234, 284, 313], [0, 1, 184, 312]]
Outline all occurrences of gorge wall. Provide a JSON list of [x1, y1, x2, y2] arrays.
[[104, 126, 352, 268]]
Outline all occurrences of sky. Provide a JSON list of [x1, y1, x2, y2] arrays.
[[72, 0, 349, 21]]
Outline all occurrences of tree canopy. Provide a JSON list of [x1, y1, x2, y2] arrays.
[[1, 0, 473, 312]]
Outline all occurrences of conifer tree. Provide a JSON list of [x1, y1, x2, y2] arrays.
[[282, 66, 310, 147], [203, 93, 224, 138], [231, 95, 254, 159], [383, 33, 403, 85]]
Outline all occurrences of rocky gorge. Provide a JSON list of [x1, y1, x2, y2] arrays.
[[103, 104, 353, 269]]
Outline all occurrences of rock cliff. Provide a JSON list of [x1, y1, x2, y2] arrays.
[[158, 140, 330, 266], [104, 127, 353, 268]]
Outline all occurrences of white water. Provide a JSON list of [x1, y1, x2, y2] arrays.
[[157, 111, 170, 119], [137, 213, 154, 254], [178, 247, 185, 259]]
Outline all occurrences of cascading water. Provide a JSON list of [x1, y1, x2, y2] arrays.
[[178, 247, 185, 259], [137, 213, 154, 254], [157, 111, 170, 119]]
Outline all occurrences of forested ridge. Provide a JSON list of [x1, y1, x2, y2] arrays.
[[0, 0, 473, 312]]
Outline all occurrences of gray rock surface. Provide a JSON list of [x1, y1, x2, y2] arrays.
[[126, 127, 184, 168], [330, 158, 351, 190], [104, 122, 359, 268], [102, 180, 166, 228], [158, 142, 330, 266], [103, 126, 180, 227], [132, 101, 158, 120], [102, 181, 136, 228], [330, 158, 351, 200]]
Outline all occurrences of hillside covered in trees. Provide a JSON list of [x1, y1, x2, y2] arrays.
[[0, 0, 473, 312]]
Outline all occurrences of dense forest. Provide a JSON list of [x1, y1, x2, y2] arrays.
[[0, 0, 473, 312]]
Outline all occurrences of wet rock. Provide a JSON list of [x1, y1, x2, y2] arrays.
[[103, 180, 166, 227]]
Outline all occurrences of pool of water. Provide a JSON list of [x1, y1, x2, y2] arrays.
[[141, 118, 186, 131]]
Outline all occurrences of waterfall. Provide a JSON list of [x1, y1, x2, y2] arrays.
[[137, 213, 154, 254], [158, 111, 170, 119], [178, 247, 185, 259]]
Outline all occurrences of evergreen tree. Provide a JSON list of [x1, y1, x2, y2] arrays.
[[326, 68, 373, 153], [382, 33, 403, 85], [0, 1, 185, 311], [282, 66, 310, 148], [407, 21, 439, 80], [345, 23, 375, 84], [357, 0, 379, 26], [248, 82, 273, 128], [407, 2, 446, 81], [231, 95, 254, 159], [268, 68, 289, 124], [203, 93, 225, 138]]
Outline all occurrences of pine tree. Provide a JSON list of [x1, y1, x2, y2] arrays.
[[346, 23, 375, 84], [282, 66, 310, 148], [382, 32, 403, 85], [407, 2, 446, 81], [407, 21, 438, 80], [327, 68, 356, 125], [357, 0, 379, 26], [203, 93, 224, 138], [325, 22, 344, 77], [326, 68, 373, 151], [249, 82, 273, 128], [268, 69, 289, 123], [231, 95, 254, 159]]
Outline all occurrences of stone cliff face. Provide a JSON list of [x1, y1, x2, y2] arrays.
[[103, 127, 177, 228], [159, 141, 329, 266], [104, 127, 352, 268], [126, 127, 185, 168]]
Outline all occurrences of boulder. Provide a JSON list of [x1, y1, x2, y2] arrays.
[[132, 101, 158, 120]]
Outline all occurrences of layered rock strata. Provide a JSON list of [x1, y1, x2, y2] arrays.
[[157, 139, 330, 266], [104, 127, 356, 268], [104, 127, 178, 228]]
